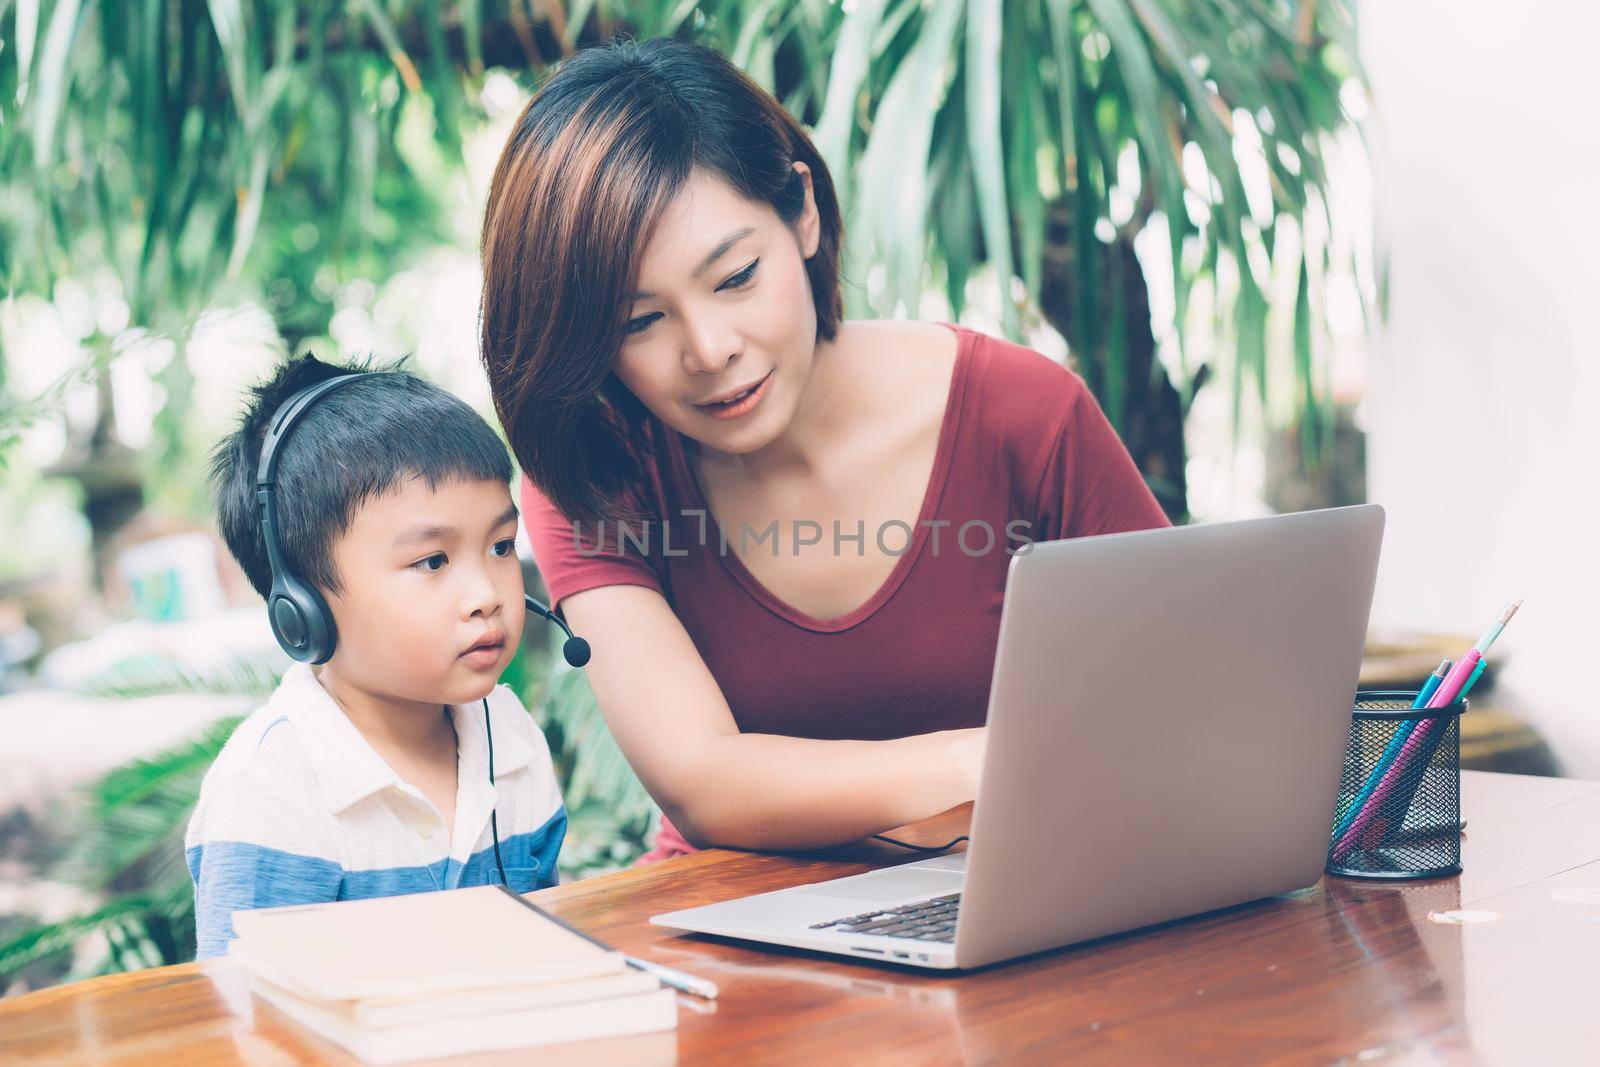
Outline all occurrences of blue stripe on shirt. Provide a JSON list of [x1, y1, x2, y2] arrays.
[[188, 808, 566, 960]]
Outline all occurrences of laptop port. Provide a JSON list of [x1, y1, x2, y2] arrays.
[[853, 946, 884, 955]]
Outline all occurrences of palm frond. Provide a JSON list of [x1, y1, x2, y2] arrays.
[[75, 650, 287, 701], [0, 895, 158, 981]]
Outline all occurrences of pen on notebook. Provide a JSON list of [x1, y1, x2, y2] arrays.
[[623, 955, 720, 1000], [1331, 598, 1522, 861], [495, 885, 720, 999]]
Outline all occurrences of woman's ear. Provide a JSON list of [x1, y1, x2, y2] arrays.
[[791, 161, 821, 260]]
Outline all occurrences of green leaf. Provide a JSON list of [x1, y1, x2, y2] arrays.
[[28, 0, 85, 173], [1003, 1, 1044, 302], [731, 0, 783, 77], [356, 0, 421, 94], [203, 0, 250, 123], [0, 896, 158, 982], [965, 0, 1017, 339], [812, 0, 887, 203], [1293, 255, 1318, 470], [1045, 0, 1079, 196], [565, 0, 600, 46], [13, 0, 38, 95], [852, 0, 963, 316], [461, 0, 483, 73]]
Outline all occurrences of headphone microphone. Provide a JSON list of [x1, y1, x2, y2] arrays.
[[526, 594, 590, 668]]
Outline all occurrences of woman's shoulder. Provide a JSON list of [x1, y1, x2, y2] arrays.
[[837, 317, 1089, 446], [958, 323, 1083, 394], [940, 322, 1090, 442], [836, 318, 961, 386]]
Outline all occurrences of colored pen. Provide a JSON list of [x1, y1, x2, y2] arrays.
[[624, 955, 720, 1000], [1413, 660, 1451, 710], [1329, 658, 1449, 840], [1421, 596, 1522, 711], [1369, 656, 1496, 849], [496, 885, 719, 999], [1332, 598, 1522, 862]]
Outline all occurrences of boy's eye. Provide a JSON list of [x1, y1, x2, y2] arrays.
[[717, 259, 759, 292], [491, 538, 516, 558], [626, 311, 661, 336], [413, 553, 447, 573]]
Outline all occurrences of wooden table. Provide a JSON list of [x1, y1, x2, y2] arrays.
[[4, 770, 1599, 1065]]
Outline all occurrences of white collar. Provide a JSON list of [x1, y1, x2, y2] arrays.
[[270, 662, 537, 816]]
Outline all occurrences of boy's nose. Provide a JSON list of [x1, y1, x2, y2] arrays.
[[461, 570, 502, 619]]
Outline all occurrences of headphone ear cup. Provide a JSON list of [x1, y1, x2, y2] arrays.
[[268, 576, 338, 664]]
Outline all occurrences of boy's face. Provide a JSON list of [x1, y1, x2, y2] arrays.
[[323, 476, 526, 709]]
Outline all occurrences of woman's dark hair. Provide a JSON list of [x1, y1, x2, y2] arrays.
[[479, 36, 844, 529]]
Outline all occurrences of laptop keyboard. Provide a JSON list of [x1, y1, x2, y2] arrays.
[[808, 892, 960, 943]]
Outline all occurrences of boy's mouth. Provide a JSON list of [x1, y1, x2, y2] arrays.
[[459, 631, 506, 663]]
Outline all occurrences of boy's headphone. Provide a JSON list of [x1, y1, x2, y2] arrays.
[[255, 372, 591, 669], [256, 373, 377, 663]]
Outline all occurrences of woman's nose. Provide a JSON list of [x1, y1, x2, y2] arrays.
[[680, 314, 739, 375]]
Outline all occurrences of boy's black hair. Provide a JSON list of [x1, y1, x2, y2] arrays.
[[210, 354, 514, 601]]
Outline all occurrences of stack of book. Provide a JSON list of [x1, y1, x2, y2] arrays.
[[227, 884, 677, 1063]]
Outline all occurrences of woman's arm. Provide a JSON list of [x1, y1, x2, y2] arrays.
[[559, 583, 985, 851]]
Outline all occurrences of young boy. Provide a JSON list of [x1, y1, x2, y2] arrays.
[[187, 355, 566, 960]]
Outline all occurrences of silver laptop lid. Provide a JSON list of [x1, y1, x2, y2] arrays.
[[956, 504, 1384, 968]]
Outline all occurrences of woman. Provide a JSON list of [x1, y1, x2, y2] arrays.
[[479, 38, 1169, 859]]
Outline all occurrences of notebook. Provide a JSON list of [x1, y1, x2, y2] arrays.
[[229, 884, 627, 1001], [244, 969, 677, 1064], [227, 940, 661, 1027]]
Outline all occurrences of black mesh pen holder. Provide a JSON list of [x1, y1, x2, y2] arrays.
[[1326, 690, 1465, 880]]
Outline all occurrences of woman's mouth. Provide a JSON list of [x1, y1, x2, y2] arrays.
[[694, 370, 772, 420]]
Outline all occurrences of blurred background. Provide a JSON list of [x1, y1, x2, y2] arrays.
[[0, 0, 1591, 996]]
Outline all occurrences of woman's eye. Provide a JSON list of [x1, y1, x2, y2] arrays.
[[491, 539, 516, 558], [718, 259, 759, 291], [413, 553, 446, 573], [626, 312, 661, 336]]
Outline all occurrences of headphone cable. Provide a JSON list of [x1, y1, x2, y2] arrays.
[[485, 697, 509, 887], [871, 833, 970, 855]]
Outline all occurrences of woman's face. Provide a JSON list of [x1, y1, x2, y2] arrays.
[[612, 164, 822, 455]]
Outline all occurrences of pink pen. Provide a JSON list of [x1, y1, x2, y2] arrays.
[[1330, 597, 1522, 863]]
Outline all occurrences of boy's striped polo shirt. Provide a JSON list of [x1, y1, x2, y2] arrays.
[[185, 662, 567, 960]]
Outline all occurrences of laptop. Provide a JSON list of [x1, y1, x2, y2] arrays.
[[650, 504, 1385, 970]]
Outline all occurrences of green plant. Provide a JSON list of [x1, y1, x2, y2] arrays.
[[534, 665, 659, 874], [2, 1, 1366, 525]]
